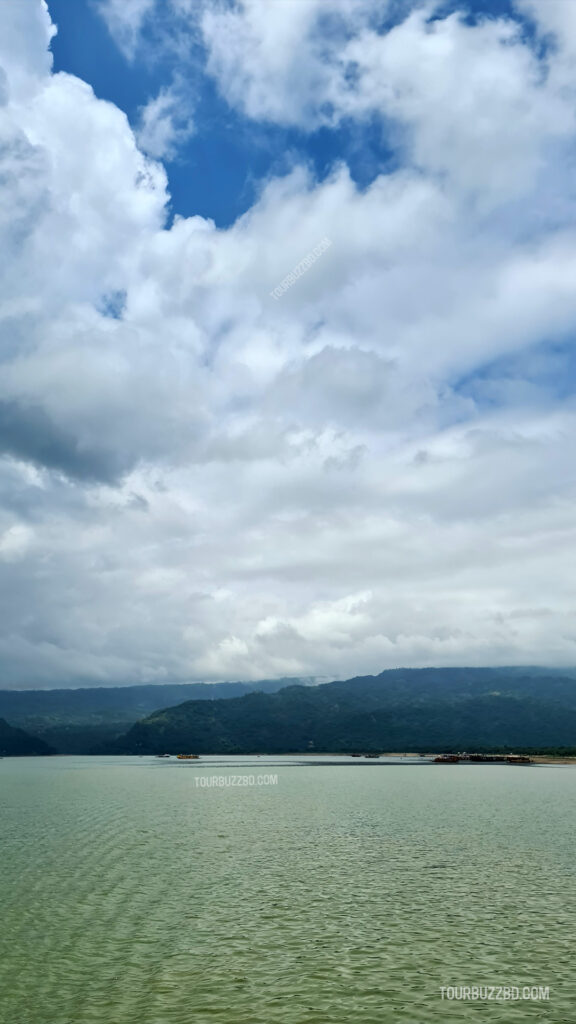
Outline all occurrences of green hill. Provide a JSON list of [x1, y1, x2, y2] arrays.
[[0, 718, 54, 756], [104, 668, 576, 755]]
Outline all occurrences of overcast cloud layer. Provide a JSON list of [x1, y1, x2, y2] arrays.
[[1, 0, 576, 687]]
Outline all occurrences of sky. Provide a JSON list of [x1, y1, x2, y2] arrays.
[[1, 0, 576, 689]]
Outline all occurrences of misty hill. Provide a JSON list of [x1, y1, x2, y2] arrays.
[[105, 667, 576, 754], [0, 718, 54, 756], [0, 678, 315, 753]]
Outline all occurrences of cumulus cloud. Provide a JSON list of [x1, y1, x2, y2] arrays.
[[1, 0, 576, 686]]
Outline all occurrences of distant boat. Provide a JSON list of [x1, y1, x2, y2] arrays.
[[176, 754, 200, 760], [156, 754, 171, 758], [434, 754, 460, 763], [364, 753, 380, 758]]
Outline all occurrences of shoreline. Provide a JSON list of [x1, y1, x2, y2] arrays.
[[20, 751, 576, 764], [245, 752, 576, 765]]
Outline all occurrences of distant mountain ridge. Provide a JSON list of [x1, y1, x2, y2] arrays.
[[0, 678, 316, 753], [103, 667, 576, 755]]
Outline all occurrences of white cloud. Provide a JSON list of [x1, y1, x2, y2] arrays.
[[332, 9, 573, 203], [515, 0, 576, 56], [96, 0, 156, 60], [201, 0, 382, 126], [0, 0, 55, 100], [1, 1, 576, 685], [136, 78, 195, 159], [201, 1, 575, 206]]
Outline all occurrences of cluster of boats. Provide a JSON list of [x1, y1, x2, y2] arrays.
[[434, 753, 532, 764], [350, 751, 532, 764], [155, 754, 200, 759]]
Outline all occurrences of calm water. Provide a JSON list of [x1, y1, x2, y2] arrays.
[[0, 756, 575, 1024]]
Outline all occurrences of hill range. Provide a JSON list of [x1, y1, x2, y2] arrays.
[[2, 667, 576, 756], [102, 667, 576, 756]]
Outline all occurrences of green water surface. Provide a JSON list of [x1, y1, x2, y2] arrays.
[[0, 756, 574, 1024]]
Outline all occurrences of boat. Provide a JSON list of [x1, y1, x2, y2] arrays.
[[434, 754, 460, 763], [156, 754, 171, 758], [176, 753, 200, 760], [506, 754, 532, 764], [364, 753, 380, 758]]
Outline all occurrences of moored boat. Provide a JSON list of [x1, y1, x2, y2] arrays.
[[176, 753, 200, 759]]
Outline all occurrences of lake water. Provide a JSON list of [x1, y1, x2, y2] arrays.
[[0, 756, 574, 1024]]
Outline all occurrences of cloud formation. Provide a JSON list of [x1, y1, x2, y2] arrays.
[[97, 0, 157, 60], [1, 0, 576, 686], [135, 77, 195, 160]]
